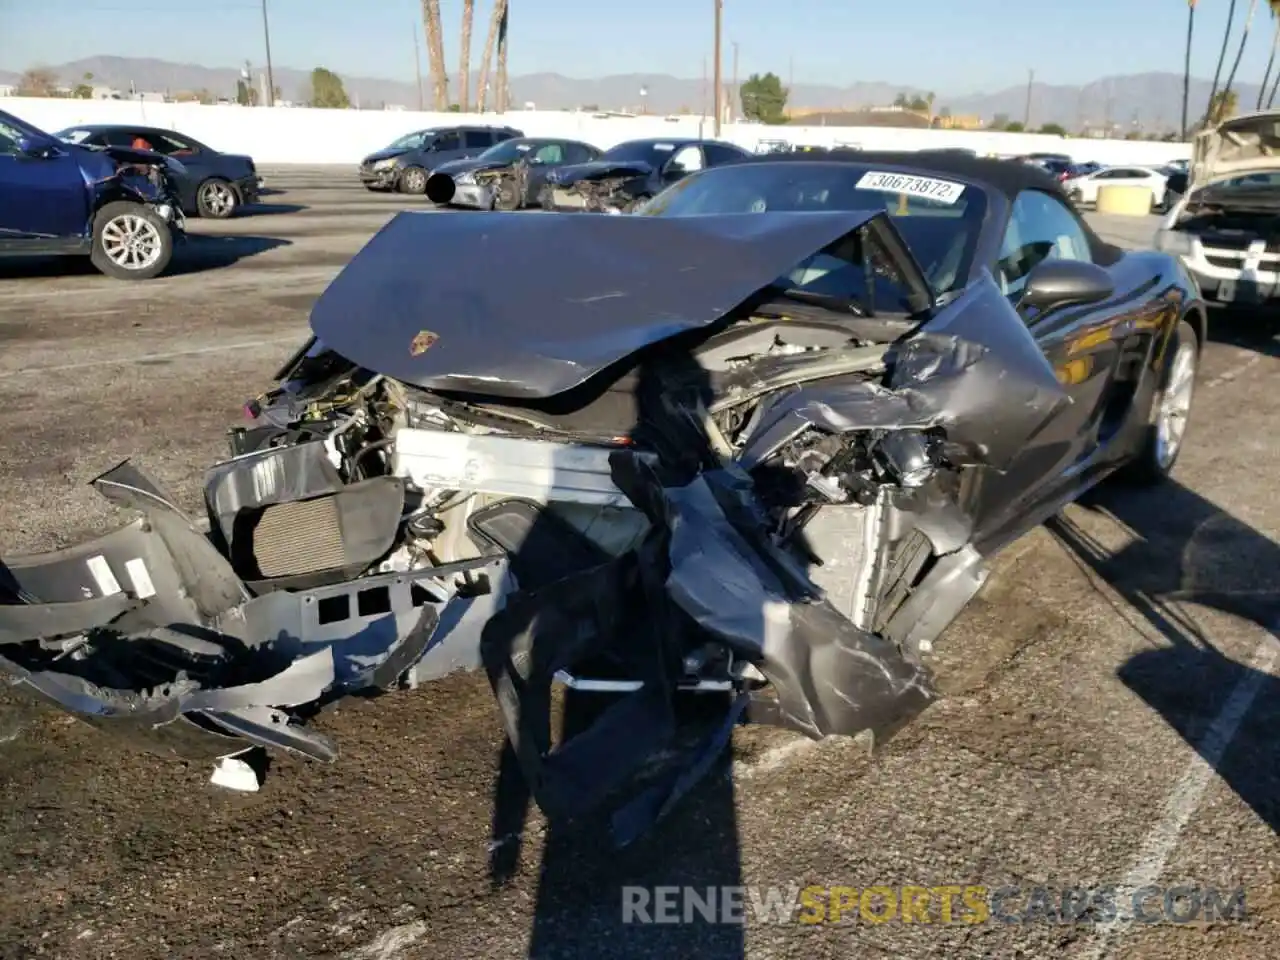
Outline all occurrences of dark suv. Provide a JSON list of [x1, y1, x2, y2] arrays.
[[359, 125, 524, 194]]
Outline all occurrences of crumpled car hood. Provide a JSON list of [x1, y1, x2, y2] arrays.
[[1191, 110, 1280, 189], [308, 207, 889, 399], [432, 157, 506, 176], [555, 159, 652, 185]]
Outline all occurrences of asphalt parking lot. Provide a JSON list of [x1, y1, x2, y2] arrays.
[[0, 168, 1278, 960]]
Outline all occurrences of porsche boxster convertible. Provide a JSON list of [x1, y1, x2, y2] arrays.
[[0, 153, 1205, 843]]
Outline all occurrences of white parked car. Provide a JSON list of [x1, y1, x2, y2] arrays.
[[1064, 165, 1170, 210], [1155, 110, 1280, 308]]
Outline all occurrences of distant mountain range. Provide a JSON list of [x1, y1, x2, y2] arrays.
[[1, 56, 1271, 130]]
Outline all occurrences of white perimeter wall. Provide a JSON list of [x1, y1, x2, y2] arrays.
[[2, 97, 1193, 167]]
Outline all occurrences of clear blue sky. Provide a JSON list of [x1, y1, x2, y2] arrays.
[[0, 0, 1274, 94]]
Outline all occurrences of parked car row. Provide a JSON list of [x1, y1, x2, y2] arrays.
[[357, 124, 754, 213]]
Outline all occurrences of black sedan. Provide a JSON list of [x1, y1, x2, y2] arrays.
[[55, 124, 260, 219], [539, 136, 750, 212], [0, 152, 1205, 844], [424, 137, 602, 209]]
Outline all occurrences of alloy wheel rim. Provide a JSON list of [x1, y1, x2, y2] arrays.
[[202, 182, 234, 215], [1155, 341, 1196, 469], [101, 215, 163, 270], [406, 170, 425, 191]]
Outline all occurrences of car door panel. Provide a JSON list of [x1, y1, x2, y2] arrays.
[[0, 130, 89, 242], [966, 189, 1140, 543]]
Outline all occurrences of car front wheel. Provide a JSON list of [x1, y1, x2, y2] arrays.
[[89, 201, 174, 280], [398, 166, 428, 194], [196, 178, 239, 218], [1119, 319, 1198, 484]]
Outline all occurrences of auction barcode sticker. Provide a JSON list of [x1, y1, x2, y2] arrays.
[[856, 171, 965, 204]]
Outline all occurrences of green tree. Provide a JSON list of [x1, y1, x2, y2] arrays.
[[893, 92, 909, 107], [740, 72, 789, 124], [309, 67, 351, 108], [235, 78, 259, 106], [1003, 120, 1026, 132], [1039, 122, 1067, 135]]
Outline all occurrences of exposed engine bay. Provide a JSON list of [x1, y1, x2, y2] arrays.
[[547, 168, 648, 213], [0, 208, 1069, 843]]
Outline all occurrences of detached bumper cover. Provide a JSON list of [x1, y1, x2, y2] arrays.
[[0, 460, 502, 762]]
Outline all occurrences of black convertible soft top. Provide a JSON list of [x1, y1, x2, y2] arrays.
[[734, 149, 1124, 265], [735, 149, 1070, 200]]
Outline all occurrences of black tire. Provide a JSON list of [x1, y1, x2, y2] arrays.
[[397, 166, 428, 195], [1117, 319, 1199, 485], [88, 201, 174, 280], [196, 178, 239, 219]]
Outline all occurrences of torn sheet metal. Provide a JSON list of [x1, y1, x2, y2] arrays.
[[0, 461, 493, 761], [737, 273, 1071, 472], [479, 450, 937, 844]]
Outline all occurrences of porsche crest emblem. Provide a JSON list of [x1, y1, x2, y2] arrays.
[[409, 330, 439, 357]]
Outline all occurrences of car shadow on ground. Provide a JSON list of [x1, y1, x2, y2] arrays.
[[1048, 477, 1280, 836], [167, 235, 292, 275], [240, 202, 308, 216], [1206, 304, 1280, 359], [0, 236, 291, 280], [483, 347, 748, 959]]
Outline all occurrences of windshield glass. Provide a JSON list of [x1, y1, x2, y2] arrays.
[[601, 140, 678, 165], [1211, 170, 1280, 189], [479, 139, 536, 162], [386, 130, 430, 151], [639, 161, 986, 295]]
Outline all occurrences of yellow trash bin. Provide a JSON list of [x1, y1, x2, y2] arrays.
[[1094, 184, 1155, 215]]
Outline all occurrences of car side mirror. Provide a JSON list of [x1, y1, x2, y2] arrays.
[[17, 136, 58, 159], [1019, 259, 1115, 312]]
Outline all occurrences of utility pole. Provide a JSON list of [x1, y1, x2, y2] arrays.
[[260, 0, 275, 106], [701, 57, 708, 130], [1023, 68, 1033, 129], [713, 0, 723, 135], [413, 23, 425, 111], [731, 41, 739, 123], [787, 54, 793, 120]]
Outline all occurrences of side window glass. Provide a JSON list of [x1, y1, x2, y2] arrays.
[[533, 143, 563, 164], [997, 191, 1094, 299], [433, 132, 461, 152], [704, 143, 744, 166], [569, 143, 596, 163], [0, 121, 22, 156], [667, 145, 704, 174], [463, 131, 492, 149]]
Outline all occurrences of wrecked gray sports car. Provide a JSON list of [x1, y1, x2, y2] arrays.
[[0, 153, 1205, 842]]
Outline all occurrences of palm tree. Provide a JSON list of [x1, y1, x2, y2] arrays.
[[1223, 0, 1260, 99], [476, 0, 507, 112], [495, 2, 510, 111], [1206, 0, 1240, 124], [1257, 2, 1280, 108], [1183, 1, 1198, 138], [421, 0, 447, 110], [458, 0, 475, 112]]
